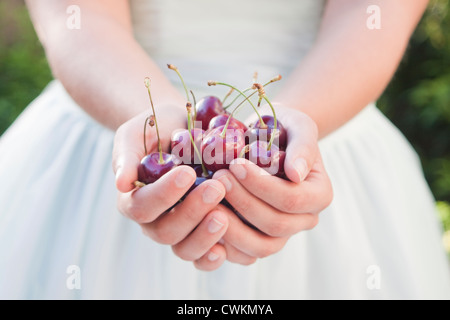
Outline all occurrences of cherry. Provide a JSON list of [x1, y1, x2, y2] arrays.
[[201, 125, 245, 172], [195, 96, 225, 130], [193, 165, 213, 178], [248, 115, 287, 150], [138, 152, 177, 184], [243, 140, 286, 178], [177, 165, 214, 201], [208, 114, 248, 132], [168, 63, 224, 132], [136, 77, 177, 186], [171, 128, 204, 165]]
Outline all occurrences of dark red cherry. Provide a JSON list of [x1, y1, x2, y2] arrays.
[[195, 96, 225, 130], [244, 140, 286, 178], [208, 114, 248, 132], [248, 115, 287, 149], [138, 152, 177, 184], [201, 125, 245, 172], [171, 128, 204, 165], [192, 165, 214, 178], [180, 165, 213, 200]]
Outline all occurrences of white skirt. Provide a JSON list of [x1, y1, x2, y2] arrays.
[[0, 81, 449, 299]]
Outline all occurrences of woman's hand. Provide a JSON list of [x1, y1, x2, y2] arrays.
[[112, 107, 230, 270], [195, 106, 333, 267]]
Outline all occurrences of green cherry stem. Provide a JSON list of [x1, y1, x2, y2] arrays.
[[143, 116, 149, 156], [238, 144, 250, 159], [223, 75, 282, 110], [218, 89, 264, 138], [190, 90, 197, 123], [168, 64, 196, 125], [253, 83, 278, 150], [168, 64, 190, 103], [222, 87, 234, 105], [186, 102, 208, 177], [144, 77, 164, 164], [208, 81, 265, 128], [264, 95, 277, 150]]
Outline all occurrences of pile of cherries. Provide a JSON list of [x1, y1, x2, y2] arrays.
[[135, 65, 287, 214]]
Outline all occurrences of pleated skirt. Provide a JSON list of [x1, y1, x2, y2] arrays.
[[0, 81, 449, 299]]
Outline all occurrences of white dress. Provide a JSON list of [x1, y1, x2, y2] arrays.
[[0, 0, 449, 299]]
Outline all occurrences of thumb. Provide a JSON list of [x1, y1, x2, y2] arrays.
[[281, 112, 319, 184], [112, 114, 153, 193]]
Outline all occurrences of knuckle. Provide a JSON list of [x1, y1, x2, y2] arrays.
[[180, 203, 201, 224], [265, 218, 290, 237], [172, 245, 196, 261], [308, 117, 319, 139], [298, 112, 319, 139], [255, 238, 287, 258], [281, 193, 302, 213], [124, 201, 148, 223], [148, 225, 179, 245], [300, 143, 316, 163], [324, 181, 334, 208], [235, 197, 252, 215], [316, 177, 334, 212], [306, 214, 319, 230], [153, 189, 173, 209], [255, 241, 278, 259]]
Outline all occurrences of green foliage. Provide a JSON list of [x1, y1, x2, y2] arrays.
[[377, 0, 450, 204], [0, 0, 53, 135]]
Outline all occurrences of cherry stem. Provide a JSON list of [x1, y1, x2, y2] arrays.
[[222, 87, 234, 105], [143, 116, 149, 155], [190, 90, 197, 123], [168, 64, 191, 104], [238, 144, 250, 158], [209, 81, 265, 129], [219, 89, 258, 138], [262, 95, 278, 150], [186, 103, 208, 177], [134, 181, 146, 188], [223, 75, 282, 110], [144, 77, 164, 164]]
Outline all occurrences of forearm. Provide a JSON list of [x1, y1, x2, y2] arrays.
[[26, 0, 184, 130], [275, 0, 429, 138]]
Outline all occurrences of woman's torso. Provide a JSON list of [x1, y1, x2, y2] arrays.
[[130, 0, 326, 105]]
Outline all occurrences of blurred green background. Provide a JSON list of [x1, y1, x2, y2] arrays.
[[0, 0, 449, 252]]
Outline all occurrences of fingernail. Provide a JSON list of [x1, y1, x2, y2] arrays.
[[175, 168, 194, 188], [294, 158, 308, 182], [218, 175, 232, 192], [230, 161, 247, 180], [207, 217, 225, 233], [202, 184, 223, 204], [207, 251, 220, 261]]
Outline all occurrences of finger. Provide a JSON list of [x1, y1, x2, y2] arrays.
[[142, 180, 226, 245], [222, 241, 257, 266], [227, 158, 332, 214], [193, 243, 227, 271], [117, 165, 196, 224], [279, 111, 319, 183], [112, 115, 156, 193], [171, 210, 228, 261], [214, 170, 319, 237], [218, 204, 289, 258]]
